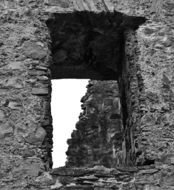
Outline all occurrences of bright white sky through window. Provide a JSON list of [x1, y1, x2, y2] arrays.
[[51, 79, 88, 168]]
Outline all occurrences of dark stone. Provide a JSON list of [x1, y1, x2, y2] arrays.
[[65, 81, 124, 168], [110, 114, 121, 119], [51, 167, 94, 177], [64, 185, 94, 190], [0, 41, 4, 47]]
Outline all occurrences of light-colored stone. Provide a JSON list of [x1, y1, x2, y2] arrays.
[[51, 179, 63, 190], [7, 61, 24, 70], [26, 127, 46, 145], [0, 124, 13, 139], [32, 88, 49, 95], [23, 41, 47, 60]]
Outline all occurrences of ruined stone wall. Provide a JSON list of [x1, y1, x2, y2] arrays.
[[66, 80, 124, 168], [0, 0, 173, 190], [48, 0, 174, 189], [0, 1, 53, 189], [46, 4, 146, 170], [50, 164, 174, 190], [113, 0, 174, 165]]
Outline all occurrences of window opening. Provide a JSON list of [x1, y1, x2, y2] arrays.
[[47, 11, 146, 168], [51, 79, 88, 168]]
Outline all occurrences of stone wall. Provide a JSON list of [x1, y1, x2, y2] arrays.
[[50, 163, 174, 190], [0, 1, 53, 189], [0, 0, 173, 190], [66, 80, 124, 168], [113, 0, 174, 165], [46, 6, 146, 168]]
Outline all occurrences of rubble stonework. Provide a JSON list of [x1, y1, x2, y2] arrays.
[[66, 81, 124, 168], [0, 0, 173, 190]]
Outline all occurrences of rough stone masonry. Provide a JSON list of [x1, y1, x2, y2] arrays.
[[0, 0, 174, 190]]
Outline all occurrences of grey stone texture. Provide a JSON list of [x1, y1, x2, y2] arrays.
[[0, 1, 52, 189], [0, 0, 173, 189], [66, 81, 124, 168]]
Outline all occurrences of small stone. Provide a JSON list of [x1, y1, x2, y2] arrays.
[[36, 42, 45, 47], [170, 157, 174, 165], [51, 167, 93, 176], [0, 110, 5, 121], [0, 41, 4, 47], [138, 169, 158, 175], [77, 175, 98, 181], [23, 149, 36, 158], [163, 174, 174, 186], [35, 172, 54, 186], [48, 0, 70, 8], [143, 28, 155, 35], [63, 185, 93, 190], [35, 127, 47, 143], [32, 87, 49, 95], [37, 76, 49, 81], [23, 41, 47, 60], [0, 124, 13, 139], [160, 154, 174, 165], [51, 179, 63, 190], [21, 158, 44, 177], [4, 77, 23, 89], [8, 101, 22, 109], [7, 61, 24, 70], [110, 113, 121, 119], [26, 127, 46, 145], [36, 66, 48, 71]]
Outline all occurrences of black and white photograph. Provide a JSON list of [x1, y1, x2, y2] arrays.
[[0, 0, 173, 189]]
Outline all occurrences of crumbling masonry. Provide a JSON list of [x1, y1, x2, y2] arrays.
[[0, 0, 174, 190]]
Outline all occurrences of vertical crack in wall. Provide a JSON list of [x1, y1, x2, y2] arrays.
[[117, 31, 131, 166], [118, 79, 129, 165]]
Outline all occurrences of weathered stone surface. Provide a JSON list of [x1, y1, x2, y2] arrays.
[[0, 1, 52, 189], [66, 81, 124, 168], [22, 41, 47, 60], [49, 164, 174, 190], [0, 123, 13, 139], [32, 87, 49, 95], [0, 109, 5, 121], [26, 127, 47, 145], [0, 0, 173, 189], [51, 167, 94, 177]]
